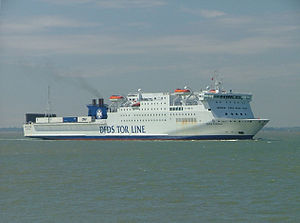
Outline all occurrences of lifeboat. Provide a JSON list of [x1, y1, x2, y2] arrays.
[[132, 102, 140, 107], [109, 95, 124, 101], [209, 89, 216, 93], [174, 88, 190, 95]]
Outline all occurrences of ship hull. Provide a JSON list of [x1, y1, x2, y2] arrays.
[[23, 119, 268, 140], [27, 135, 254, 140]]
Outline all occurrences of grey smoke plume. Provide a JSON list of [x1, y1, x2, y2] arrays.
[[14, 58, 102, 98], [17, 59, 103, 98], [75, 77, 102, 98], [52, 74, 102, 98], [42, 61, 102, 98]]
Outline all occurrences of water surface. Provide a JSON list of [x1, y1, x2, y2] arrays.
[[1, 130, 300, 222]]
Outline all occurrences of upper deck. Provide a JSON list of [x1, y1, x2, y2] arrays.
[[106, 79, 255, 120], [107, 88, 252, 110]]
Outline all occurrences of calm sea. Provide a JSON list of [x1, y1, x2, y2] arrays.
[[0, 130, 300, 222]]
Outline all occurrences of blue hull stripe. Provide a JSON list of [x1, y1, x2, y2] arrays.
[[29, 135, 254, 140]]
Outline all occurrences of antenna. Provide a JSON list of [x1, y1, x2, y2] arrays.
[[46, 85, 51, 115], [211, 70, 223, 92]]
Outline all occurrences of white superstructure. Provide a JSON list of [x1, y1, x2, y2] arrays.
[[23, 79, 269, 140]]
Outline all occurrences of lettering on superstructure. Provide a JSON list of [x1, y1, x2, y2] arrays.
[[117, 125, 129, 133], [131, 125, 145, 133], [99, 125, 146, 134], [99, 126, 115, 133]]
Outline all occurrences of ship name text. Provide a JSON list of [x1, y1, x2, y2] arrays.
[[99, 125, 146, 134]]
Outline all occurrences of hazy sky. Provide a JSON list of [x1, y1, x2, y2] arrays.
[[0, 0, 299, 127]]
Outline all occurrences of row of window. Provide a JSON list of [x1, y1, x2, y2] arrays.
[[121, 113, 196, 117], [119, 108, 167, 111], [213, 120, 253, 123], [228, 107, 248, 110], [141, 108, 167, 111], [215, 101, 246, 104], [176, 118, 197, 123], [225, 113, 247, 116], [142, 102, 167, 105], [213, 95, 251, 100], [217, 106, 248, 110], [184, 107, 196, 110], [170, 107, 183, 111], [170, 113, 196, 116], [143, 97, 167, 101], [119, 105, 197, 112], [170, 107, 197, 111], [138, 113, 166, 117], [120, 118, 256, 123], [121, 119, 167, 122]]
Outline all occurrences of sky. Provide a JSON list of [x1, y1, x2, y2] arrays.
[[0, 0, 299, 128]]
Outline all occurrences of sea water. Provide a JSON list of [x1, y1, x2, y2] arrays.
[[0, 130, 299, 222]]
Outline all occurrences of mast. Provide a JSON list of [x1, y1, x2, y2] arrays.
[[46, 85, 51, 116], [211, 71, 223, 93]]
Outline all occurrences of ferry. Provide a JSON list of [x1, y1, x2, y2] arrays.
[[23, 78, 269, 140]]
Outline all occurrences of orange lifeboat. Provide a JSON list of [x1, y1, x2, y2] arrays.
[[209, 89, 216, 93], [174, 88, 190, 95], [109, 95, 124, 101], [132, 102, 140, 107]]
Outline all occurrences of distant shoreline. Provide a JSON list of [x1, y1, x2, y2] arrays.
[[0, 128, 23, 132], [262, 127, 300, 132]]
